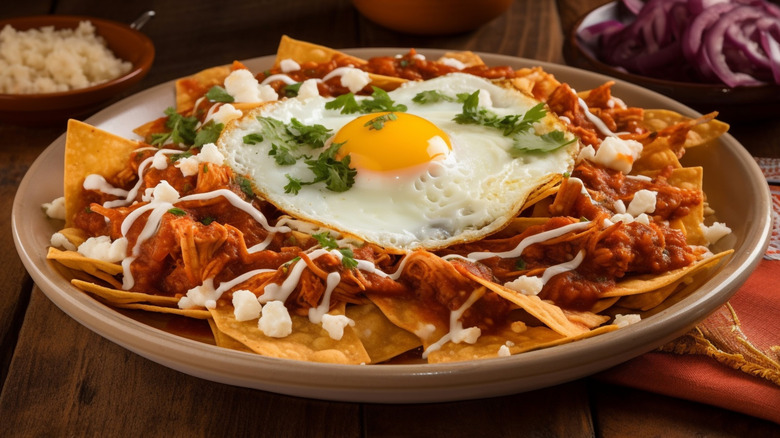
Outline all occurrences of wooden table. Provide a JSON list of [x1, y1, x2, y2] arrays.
[[1, 0, 778, 436]]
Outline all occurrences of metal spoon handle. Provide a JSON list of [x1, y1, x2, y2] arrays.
[[130, 10, 156, 30]]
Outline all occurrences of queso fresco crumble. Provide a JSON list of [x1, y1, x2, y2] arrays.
[[0, 20, 132, 94]]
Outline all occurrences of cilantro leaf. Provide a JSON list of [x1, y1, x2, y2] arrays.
[[302, 142, 356, 193], [312, 232, 339, 250], [269, 143, 298, 165], [243, 133, 264, 144], [283, 82, 303, 97], [284, 175, 303, 195], [235, 175, 255, 199], [287, 118, 332, 149], [364, 112, 397, 131], [205, 86, 234, 103], [193, 121, 224, 148], [151, 107, 198, 147], [325, 93, 362, 114], [509, 130, 577, 155], [339, 248, 359, 269], [167, 208, 187, 216], [412, 90, 458, 104], [361, 87, 407, 113]]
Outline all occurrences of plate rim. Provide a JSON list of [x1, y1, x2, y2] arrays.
[[11, 48, 773, 403]]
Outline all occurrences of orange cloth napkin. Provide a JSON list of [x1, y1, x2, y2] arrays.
[[598, 159, 780, 424]]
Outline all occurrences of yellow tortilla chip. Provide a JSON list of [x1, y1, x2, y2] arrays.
[[345, 302, 422, 363], [209, 300, 370, 364], [463, 271, 590, 338], [64, 120, 141, 227], [601, 249, 733, 298], [440, 51, 485, 68], [113, 302, 212, 320], [71, 278, 181, 305], [208, 319, 254, 352], [643, 110, 729, 148], [275, 35, 406, 91], [427, 324, 617, 363]]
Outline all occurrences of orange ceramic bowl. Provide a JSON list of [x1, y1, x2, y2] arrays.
[[352, 0, 514, 35], [0, 15, 154, 124]]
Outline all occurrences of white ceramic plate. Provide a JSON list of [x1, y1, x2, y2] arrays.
[[12, 49, 772, 403]]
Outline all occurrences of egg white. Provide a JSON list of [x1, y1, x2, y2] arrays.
[[219, 73, 578, 252]]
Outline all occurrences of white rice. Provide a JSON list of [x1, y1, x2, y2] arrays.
[[0, 20, 132, 94]]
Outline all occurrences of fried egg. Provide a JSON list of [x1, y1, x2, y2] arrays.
[[219, 73, 578, 252]]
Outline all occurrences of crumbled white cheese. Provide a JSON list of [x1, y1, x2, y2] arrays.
[[440, 57, 466, 70], [50, 232, 76, 251], [451, 326, 481, 344], [210, 103, 243, 125], [613, 313, 641, 328], [232, 289, 262, 321], [151, 152, 169, 170], [179, 278, 220, 309], [700, 221, 731, 245], [577, 137, 643, 173], [224, 69, 278, 103], [150, 180, 180, 204], [504, 275, 544, 296], [296, 78, 320, 99], [321, 314, 355, 341], [258, 300, 293, 338], [279, 58, 301, 73], [77, 236, 128, 263], [42, 196, 66, 220], [340, 68, 371, 93], [627, 189, 657, 216], [498, 344, 511, 357]]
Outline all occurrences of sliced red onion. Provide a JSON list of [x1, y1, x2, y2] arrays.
[[579, 0, 780, 86]]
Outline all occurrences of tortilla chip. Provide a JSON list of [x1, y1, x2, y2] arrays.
[[345, 302, 422, 363], [427, 324, 617, 363], [642, 110, 729, 148], [71, 278, 181, 305], [64, 120, 142, 227], [208, 319, 255, 352], [209, 300, 370, 364], [462, 271, 590, 338], [440, 51, 485, 68], [632, 136, 682, 173], [175, 64, 233, 114], [275, 35, 406, 91], [601, 249, 733, 298], [113, 302, 212, 320]]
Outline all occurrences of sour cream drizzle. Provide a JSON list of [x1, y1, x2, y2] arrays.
[[422, 288, 484, 358]]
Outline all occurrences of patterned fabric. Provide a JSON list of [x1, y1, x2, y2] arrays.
[[755, 157, 780, 260]]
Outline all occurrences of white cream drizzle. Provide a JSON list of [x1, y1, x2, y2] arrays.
[[422, 288, 484, 358]]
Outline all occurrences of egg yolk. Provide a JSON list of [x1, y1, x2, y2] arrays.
[[332, 112, 452, 172]]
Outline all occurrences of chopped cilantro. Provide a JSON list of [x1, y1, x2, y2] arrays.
[[283, 82, 303, 97], [169, 151, 193, 163], [269, 143, 298, 166], [412, 90, 458, 104], [364, 112, 397, 131], [284, 175, 303, 195], [325, 87, 407, 115], [304, 142, 356, 192], [167, 208, 187, 216], [454, 92, 576, 155], [200, 216, 215, 225], [193, 121, 224, 148], [205, 86, 234, 103], [515, 258, 526, 270], [325, 93, 362, 114], [312, 232, 359, 269], [361, 87, 407, 113], [312, 232, 338, 250], [243, 133, 264, 144], [235, 175, 255, 198], [161, 107, 198, 146], [339, 248, 359, 269], [287, 118, 332, 149]]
